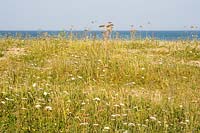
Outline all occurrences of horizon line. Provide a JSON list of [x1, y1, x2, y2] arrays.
[[0, 29, 200, 32]]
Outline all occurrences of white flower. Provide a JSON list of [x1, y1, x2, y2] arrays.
[[142, 124, 148, 127], [21, 98, 27, 100], [120, 103, 125, 106], [111, 114, 116, 117], [77, 76, 83, 79], [122, 114, 128, 117], [93, 97, 100, 102], [150, 116, 157, 121], [43, 92, 48, 96], [32, 83, 37, 88], [125, 82, 136, 86], [5, 98, 14, 101], [80, 122, 89, 126], [93, 124, 99, 126], [71, 77, 76, 81], [185, 120, 189, 123], [81, 102, 86, 105], [5, 98, 9, 101], [35, 104, 41, 109], [1, 101, 5, 104], [128, 123, 135, 127], [114, 104, 120, 107], [21, 107, 27, 110], [111, 114, 120, 118], [45, 106, 52, 111], [103, 126, 110, 130]]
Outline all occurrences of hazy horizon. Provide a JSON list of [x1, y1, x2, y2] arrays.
[[0, 0, 200, 30]]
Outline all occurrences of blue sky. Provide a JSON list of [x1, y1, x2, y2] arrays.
[[0, 0, 200, 30]]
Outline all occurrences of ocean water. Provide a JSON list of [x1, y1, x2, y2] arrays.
[[0, 30, 199, 40]]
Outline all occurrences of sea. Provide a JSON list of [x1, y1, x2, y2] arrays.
[[0, 31, 200, 40]]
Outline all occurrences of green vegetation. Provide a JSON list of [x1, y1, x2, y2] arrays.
[[0, 38, 200, 132]]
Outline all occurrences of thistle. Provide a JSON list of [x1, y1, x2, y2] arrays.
[[99, 22, 114, 41]]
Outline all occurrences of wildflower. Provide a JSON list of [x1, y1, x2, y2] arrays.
[[21, 98, 27, 100], [111, 114, 120, 117], [114, 104, 120, 107], [93, 124, 99, 126], [180, 121, 186, 125], [128, 123, 135, 127], [103, 126, 110, 130], [168, 97, 172, 100], [179, 105, 183, 108], [120, 103, 125, 106], [35, 104, 41, 109], [77, 76, 83, 79], [141, 67, 145, 70], [5, 98, 9, 101], [142, 124, 148, 128], [93, 97, 101, 102], [63, 91, 69, 95], [1, 101, 5, 104], [71, 77, 76, 81], [185, 120, 189, 123], [21, 107, 27, 110], [5, 98, 14, 101], [81, 102, 86, 105], [32, 83, 37, 88], [150, 116, 157, 121], [122, 114, 128, 117], [43, 92, 48, 96], [125, 82, 136, 86], [80, 122, 89, 126], [45, 106, 52, 111]]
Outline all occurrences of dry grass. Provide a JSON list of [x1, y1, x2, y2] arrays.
[[0, 38, 200, 132]]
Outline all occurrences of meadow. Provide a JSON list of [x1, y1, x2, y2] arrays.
[[0, 36, 200, 132]]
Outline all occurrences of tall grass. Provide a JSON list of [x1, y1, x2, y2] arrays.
[[0, 37, 200, 132]]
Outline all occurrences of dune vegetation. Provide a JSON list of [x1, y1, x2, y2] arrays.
[[0, 36, 200, 132]]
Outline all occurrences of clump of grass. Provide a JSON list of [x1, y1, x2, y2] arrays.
[[0, 38, 200, 132]]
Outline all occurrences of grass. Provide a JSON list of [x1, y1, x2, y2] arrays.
[[0, 37, 200, 132]]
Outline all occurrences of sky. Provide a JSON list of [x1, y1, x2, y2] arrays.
[[0, 0, 200, 30]]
